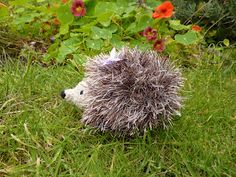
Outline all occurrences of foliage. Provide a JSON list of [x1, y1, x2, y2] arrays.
[[0, 27, 23, 59], [173, 0, 236, 43], [0, 0, 206, 65]]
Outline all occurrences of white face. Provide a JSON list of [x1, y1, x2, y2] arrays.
[[62, 80, 88, 108], [61, 48, 120, 107]]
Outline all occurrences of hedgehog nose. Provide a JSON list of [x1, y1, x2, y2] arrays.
[[60, 90, 66, 99]]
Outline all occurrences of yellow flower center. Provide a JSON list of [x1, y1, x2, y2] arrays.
[[76, 6, 82, 13]]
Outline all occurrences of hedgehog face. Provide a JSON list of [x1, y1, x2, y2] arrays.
[[61, 80, 88, 108]]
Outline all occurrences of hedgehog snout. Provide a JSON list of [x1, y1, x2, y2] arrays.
[[60, 90, 66, 99], [60, 84, 88, 108], [61, 88, 73, 100]]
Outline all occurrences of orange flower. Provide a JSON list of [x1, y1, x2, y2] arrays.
[[61, 0, 69, 4], [152, 1, 174, 19], [53, 18, 60, 26], [192, 25, 202, 32]]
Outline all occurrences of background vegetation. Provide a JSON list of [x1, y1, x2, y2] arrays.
[[173, 0, 236, 42], [1, 0, 235, 65]]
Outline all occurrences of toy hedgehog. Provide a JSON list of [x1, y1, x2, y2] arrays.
[[61, 47, 184, 135]]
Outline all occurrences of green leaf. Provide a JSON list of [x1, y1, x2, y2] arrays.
[[10, 0, 30, 5], [97, 12, 113, 27], [175, 31, 198, 45], [72, 21, 97, 34], [95, 2, 117, 16], [72, 53, 88, 65], [158, 21, 170, 34], [110, 35, 125, 48], [57, 5, 74, 26], [91, 26, 112, 40], [106, 24, 118, 33], [14, 8, 25, 13], [85, 0, 97, 16], [130, 40, 152, 50], [126, 22, 136, 33], [116, 0, 129, 14], [13, 12, 41, 24], [57, 38, 81, 63], [146, 0, 161, 8], [72, 17, 92, 26], [223, 39, 230, 46], [122, 5, 136, 18], [86, 39, 103, 50], [0, 6, 8, 19], [43, 42, 59, 62], [59, 25, 69, 35], [169, 20, 191, 31], [70, 33, 80, 37], [136, 14, 152, 32]]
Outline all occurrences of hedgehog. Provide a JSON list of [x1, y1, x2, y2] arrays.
[[61, 47, 184, 136]]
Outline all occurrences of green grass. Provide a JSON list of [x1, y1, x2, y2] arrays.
[[0, 59, 235, 176]]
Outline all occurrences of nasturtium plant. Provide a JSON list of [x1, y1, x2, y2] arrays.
[[223, 39, 230, 47], [175, 31, 199, 45], [57, 38, 81, 63], [91, 26, 112, 40], [57, 5, 74, 25], [5, 0, 204, 64], [169, 20, 191, 31], [139, 1, 203, 53], [86, 39, 103, 50]]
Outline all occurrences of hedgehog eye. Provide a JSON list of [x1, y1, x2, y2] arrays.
[[80, 90, 84, 95]]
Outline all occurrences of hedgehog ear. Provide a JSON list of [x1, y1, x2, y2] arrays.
[[109, 48, 117, 59]]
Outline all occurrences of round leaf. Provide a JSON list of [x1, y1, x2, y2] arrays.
[[91, 26, 112, 39], [106, 24, 118, 33], [57, 38, 81, 62], [97, 12, 113, 27], [169, 20, 190, 31], [110, 34, 125, 48], [57, 5, 74, 26], [95, 2, 116, 16], [223, 39, 230, 46], [86, 39, 103, 50], [136, 15, 152, 32], [175, 31, 198, 45], [59, 24, 69, 35]]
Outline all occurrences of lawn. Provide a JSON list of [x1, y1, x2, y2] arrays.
[[0, 59, 235, 176]]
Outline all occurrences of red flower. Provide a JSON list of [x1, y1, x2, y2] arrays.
[[153, 39, 165, 52], [192, 25, 202, 32], [142, 27, 157, 41], [70, 0, 86, 17], [152, 1, 174, 19]]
